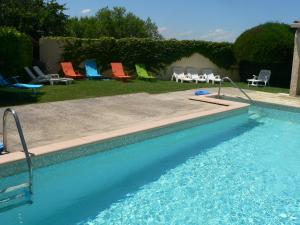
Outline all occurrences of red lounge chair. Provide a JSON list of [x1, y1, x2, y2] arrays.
[[61, 62, 85, 79], [111, 63, 132, 80]]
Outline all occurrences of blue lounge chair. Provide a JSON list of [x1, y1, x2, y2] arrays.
[[0, 142, 3, 154], [0, 74, 43, 92], [84, 60, 103, 79]]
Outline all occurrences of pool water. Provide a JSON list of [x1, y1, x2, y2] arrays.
[[1, 105, 300, 225]]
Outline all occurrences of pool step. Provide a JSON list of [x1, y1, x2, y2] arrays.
[[0, 182, 32, 213], [0, 198, 32, 214], [0, 182, 30, 194]]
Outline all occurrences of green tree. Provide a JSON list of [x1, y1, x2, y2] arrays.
[[66, 7, 163, 39], [0, 0, 68, 40], [234, 22, 294, 87], [66, 17, 98, 38]]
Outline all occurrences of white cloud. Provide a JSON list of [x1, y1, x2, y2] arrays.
[[200, 28, 237, 42], [160, 28, 237, 42], [81, 9, 92, 14], [158, 27, 168, 33]]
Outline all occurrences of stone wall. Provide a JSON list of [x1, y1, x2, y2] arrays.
[[39, 38, 239, 81], [39, 38, 65, 74], [161, 53, 239, 81]]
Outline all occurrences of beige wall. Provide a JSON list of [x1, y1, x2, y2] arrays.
[[39, 38, 66, 73], [40, 38, 239, 81], [161, 53, 239, 81]]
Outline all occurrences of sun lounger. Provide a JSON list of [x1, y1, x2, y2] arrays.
[[207, 73, 222, 84], [186, 67, 206, 83], [25, 66, 73, 85], [171, 67, 193, 83], [0, 74, 43, 92], [135, 64, 156, 80], [61, 62, 85, 79], [247, 70, 271, 87], [33, 66, 73, 85], [111, 63, 132, 80], [84, 60, 103, 79]]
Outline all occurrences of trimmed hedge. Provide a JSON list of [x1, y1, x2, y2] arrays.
[[0, 27, 33, 76], [58, 37, 235, 72], [234, 22, 294, 87]]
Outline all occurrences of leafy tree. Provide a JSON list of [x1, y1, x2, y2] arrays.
[[234, 22, 294, 87], [66, 7, 163, 39], [66, 17, 98, 38], [0, 0, 68, 40], [0, 27, 32, 76]]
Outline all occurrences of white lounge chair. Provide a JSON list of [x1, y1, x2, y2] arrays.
[[247, 70, 271, 87], [206, 73, 222, 84], [186, 67, 206, 83], [171, 67, 193, 83]]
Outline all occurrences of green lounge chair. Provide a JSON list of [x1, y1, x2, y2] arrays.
[[135, 64, 156, 80]]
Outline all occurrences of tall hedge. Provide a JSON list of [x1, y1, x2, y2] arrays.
[[0, 27, 33, 76], [234, 22, 294, 87], [59, 37, 235, 72]]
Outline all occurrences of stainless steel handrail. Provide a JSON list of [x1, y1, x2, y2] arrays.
[[3, 108, 33, 194], [218, 77, 254, 104]]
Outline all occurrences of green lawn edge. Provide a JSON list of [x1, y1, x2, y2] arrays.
[[0, 80, 289, 107]]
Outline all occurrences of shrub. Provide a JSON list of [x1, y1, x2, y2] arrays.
[[0, 27, 33, 77], [59, 37, 235, 72], [234, 22, 294, 87]]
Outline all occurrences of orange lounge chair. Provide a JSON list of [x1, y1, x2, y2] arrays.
[[111, 63, 132, 80], [61, 62, 85, 79]]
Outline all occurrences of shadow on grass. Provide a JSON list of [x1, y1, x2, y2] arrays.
[[0, 88, 45, 107]]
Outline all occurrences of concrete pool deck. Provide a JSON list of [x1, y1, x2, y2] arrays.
[[0, 87, 300, 150], [0, 91, 226, 151], [0, 87, 299, 168]]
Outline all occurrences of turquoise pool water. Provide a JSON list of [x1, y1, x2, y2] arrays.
[[1, 105, 300, 224]]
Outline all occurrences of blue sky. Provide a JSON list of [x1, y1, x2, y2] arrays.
[[57, 0, 300, 42]]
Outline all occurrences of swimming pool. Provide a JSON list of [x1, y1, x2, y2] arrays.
[[1, 104, 300, 224]]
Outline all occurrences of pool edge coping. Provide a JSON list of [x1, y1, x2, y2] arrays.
[[0, 95, 248, 166]]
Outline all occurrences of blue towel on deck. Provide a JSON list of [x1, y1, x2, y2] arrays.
[[194, 90, 210, 96]]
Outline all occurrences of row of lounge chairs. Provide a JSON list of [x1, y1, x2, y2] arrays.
[[171, 67, 222, 84], [60, 61, 155, 81], [0, 62, 272, 94], [0, 61, 157, 92], [171, 67, 271, 87]]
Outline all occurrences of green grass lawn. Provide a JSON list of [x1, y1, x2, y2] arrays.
[[0, 80, 289, 107]]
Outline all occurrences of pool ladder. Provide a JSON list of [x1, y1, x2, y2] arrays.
[[0, 108, 33, 213], [217, 77, 255, 104], [217, 77, 267, 119]]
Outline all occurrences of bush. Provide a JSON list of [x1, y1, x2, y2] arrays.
[[59, 37, 235, 72], [0, 27, 33, 77], [234, 22, 294, 87]]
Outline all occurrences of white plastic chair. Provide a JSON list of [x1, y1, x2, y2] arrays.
[[171, 67, 193, 83], [247, 70, 271, 87], [186, 67, 206, 83], [206, 73, 222, 84]]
